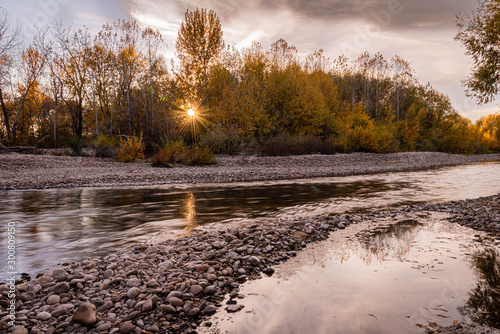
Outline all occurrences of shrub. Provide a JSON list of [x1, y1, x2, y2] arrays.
[[68, 137, 83, 156], [151, 149, 173, 168], [116, 136, 145, 162], [163, 140, 189, 164], [93, 135, 117, 158], [199, 125, 241, 155], [260, 134, 323, 156], [260, 134, 292, 156], [185, 146, 216, 166], [151, 140, 215, 166]]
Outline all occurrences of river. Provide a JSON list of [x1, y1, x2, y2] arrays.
[[0, 161, 499, 277]]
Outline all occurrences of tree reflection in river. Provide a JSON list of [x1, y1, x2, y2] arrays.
[[356, 220, 423, 264], [459, 248, 500, 328]]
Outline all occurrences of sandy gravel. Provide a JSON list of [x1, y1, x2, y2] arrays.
[[1, 152, 499, 190]]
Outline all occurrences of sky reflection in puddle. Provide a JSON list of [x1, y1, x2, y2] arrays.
[[204, 214, 500, 334]]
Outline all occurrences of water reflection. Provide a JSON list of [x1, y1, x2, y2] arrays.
[[202, 217, 489, 334], [459, 248, 500, 328], [356, 220, 423, 264]]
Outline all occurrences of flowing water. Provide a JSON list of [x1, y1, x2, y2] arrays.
[[0, 161, 499, 277]]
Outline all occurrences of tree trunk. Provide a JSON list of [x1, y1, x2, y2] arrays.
[[54, 93, 58, 146], [0, 87, 11, 138], [77, 99, 83, 138]]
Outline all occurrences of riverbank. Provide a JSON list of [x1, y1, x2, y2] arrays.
[[1, 195, 499, 334], [0, 151, 499, 190]]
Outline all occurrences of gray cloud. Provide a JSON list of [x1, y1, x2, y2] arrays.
[[121, 0, 478, 30]]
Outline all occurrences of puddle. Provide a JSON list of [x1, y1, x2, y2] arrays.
[[202, 213, 500, 334]]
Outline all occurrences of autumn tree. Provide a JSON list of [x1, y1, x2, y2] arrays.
[[456, 0, 500, 103], [52, 24, 92, 138], [176, 8, 224, 98], [0, 7, 20, 140], [12, 33, 48, 144]]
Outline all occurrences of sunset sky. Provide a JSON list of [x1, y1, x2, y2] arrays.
[[3, 0, 498, 121]]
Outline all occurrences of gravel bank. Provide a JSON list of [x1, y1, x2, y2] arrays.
[[411, 194, 500, 240], [1, 152, 499, 190], [1, 194, 499, 333]]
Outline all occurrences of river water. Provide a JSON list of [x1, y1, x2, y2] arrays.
[[0, 161, 499, 277]]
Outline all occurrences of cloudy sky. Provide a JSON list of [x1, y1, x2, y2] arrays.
[[3, 0, 498, 120]]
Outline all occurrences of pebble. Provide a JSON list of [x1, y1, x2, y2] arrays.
[[35, 311, 52, 321], [11, 327, 29, 334], [46, 295, 60, 305], [127, 287, 140, 299], [119, 321, 135, 333], [72, 302, 97, 326], [168, 297, 184, 307], [226, 304, 244, 313]]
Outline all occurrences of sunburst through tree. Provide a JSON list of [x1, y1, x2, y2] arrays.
[[176, 98, 210, 144]]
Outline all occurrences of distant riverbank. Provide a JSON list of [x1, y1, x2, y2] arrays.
[[1, 151, 500, 190]]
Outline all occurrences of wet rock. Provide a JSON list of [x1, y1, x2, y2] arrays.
[[226, 304, 244, 313], [263, 267, 275, 276], [37, 276, 54, 285], [52, 269, 68, 281], [72, 302, 97, 326]]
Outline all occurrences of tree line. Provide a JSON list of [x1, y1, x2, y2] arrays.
[[0, 6, 499, 155]]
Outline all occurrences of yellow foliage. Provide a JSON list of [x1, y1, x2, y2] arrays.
[[116, 136, 145, 162]]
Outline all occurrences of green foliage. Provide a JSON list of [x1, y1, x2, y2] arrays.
[[456, 0, 500, 103], [151, 140, 215, 166], [199, 124, 241, 155], [185, 146, 216, 166], [260, 134, 323, 156], [163, 140, 189, 163], [93, 135, 117, 158], [116, 136, 145, 162], [68, 137, 84, 156]]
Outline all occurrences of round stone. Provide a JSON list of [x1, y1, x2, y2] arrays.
[[46, 295, 60, 305], [127, 287, 140, 299], [36, 311, 52, 321], [72, 302, 97, 326], [167, 297, 184, 307]]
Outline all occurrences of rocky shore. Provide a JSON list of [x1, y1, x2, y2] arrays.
[[1, 151, 499, 190], [1, 193, 499, 334], [0, 214, 347, 334], [411, 194, 500, 241]]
